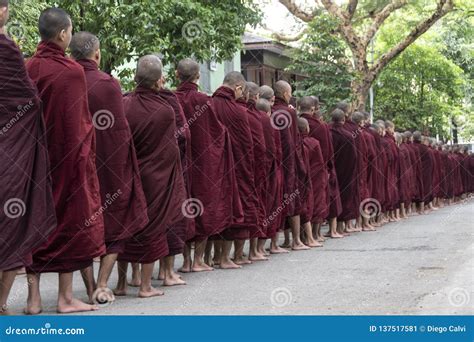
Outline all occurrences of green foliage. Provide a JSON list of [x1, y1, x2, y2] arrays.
[[8, 0, 261, 89], [287, 14, 353, 113]]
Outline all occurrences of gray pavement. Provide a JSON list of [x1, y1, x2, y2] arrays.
[[7, 198, 474, 315]]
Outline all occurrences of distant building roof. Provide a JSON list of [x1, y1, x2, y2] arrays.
[[242, 32, 290, 57]]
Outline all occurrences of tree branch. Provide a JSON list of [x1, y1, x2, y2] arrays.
[[347, 0, 358, 19], [278, 0, 315, 22], [267, 27, 308, 42], [363, 0, 407, 48], [370, 0, 454, 77]]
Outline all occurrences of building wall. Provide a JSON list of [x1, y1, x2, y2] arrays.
[[199, 50, 241, 95]]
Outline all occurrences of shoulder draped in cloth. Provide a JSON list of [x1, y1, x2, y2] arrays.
[[0, 35, 57, 271], [26, 41, 105, 273]]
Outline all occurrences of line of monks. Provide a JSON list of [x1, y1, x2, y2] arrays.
[[1, 5, 473, 315]]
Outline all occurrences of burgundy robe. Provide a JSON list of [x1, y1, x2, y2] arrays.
[[303, 135, 329, 222], [212, 87, 258, 240], [384, 133, 400, 208], [244, 99, 268, 238], [0, 35, 56, 271], [344, 119, 366, 202], [301, 113, 341, 220], [159, 89, 195, 255], [273, 97, 303, 217], [77, 59, 148, 254], [379, 136, 391, 211], [398, 143, 412, 204], [119, 87, 186, 263], [26, 41, 105, 273], [413, 142, 433, 203], [174, 82, 242, 241], [330, 122, 359, 221], [361, 128, 376, 199], [407, 141, 423, 202], [365, 126, 385, 207]]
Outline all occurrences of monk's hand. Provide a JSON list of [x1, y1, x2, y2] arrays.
[[0, 5, 8, 31]]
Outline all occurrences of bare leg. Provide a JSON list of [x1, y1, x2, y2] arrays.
[[362, 215, 376, 231], [290, 215, 309, 250], [0, 269, 18, 315], [178, 243, 192, 273], [129, 263, 141, 287], [25, 273, 42, 315], [113, 261, 128, 296], [57, 272, 98, 314], [192, 240, 213, 272], [138, 262, 163, 298], [80, 265, 96, 304], [157, 258, 165, 280], [163, 256, 186, 286], [281, 229, 291, 248], [346, 220, 358, 233], [92, 253, 118, 305], [212, 240, 222, 266], [327, 217, 343, 238], [303, 222, 322, 247], [233, 240, 251, 265], [219, 241, 241, 269], [270, 233, 289, 254], [249, 237, 268, 261], [257, 239, 270, 256]]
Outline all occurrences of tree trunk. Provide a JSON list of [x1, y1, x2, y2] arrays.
[[351, 74, 373, 112]]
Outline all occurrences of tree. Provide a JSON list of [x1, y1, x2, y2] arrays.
[[8, 0, 260, 88], [275, 0, 455, 111]]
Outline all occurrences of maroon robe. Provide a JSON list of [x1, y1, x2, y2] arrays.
[[119, 86, 186, 263], [379, 136, 391, 211], [244, 99, 268, 238], [413, 142, 432, 203], [366, 126, 386, 207], [301, 113, 341, 220], [344, 119, 365, 203], [330, 122, 359, 221], [453, 153, 464, 196], [303, 135, 328, 222], [76, 59, 148, 254], [212, 87, 258, 240], [273, 97, 303, 217], [398, 143, 412, 204], [0, 35, 56, 271], [159, 89, 195, 255], [26, 41, 105, 273], [407, 141, 423, 202], [384, 133, 400, 209], [175, 82, 242, 241], [432, 147, 442, 198], [361, 127, 376, 199]]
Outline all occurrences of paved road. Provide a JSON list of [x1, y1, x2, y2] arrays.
[[7, 198, 474, 315]]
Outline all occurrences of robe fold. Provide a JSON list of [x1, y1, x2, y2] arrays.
[[413, 142, 432, 203], [344, 119, 365, 203], [159, 89, 195, 255], [273, 97, 303, 217], [365, 126, 385, 207], [301, 113, 341, 220], [76, 59, 148, 254], [26, 41, 105, 273], [361, 128, 376, 199], [384, 133, 400, 209], [212, 86, 258, 240], [330, 122, 359, 221], [0, 35, 56, 271], [175, 82, 242, 241], [398, 143, 412, 204], [119, 86, 186, 263]]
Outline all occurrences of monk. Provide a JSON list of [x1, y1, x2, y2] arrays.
[[412, 131, 432, 214], [246, 82, 271, 260], [384, 121, 401, 221], [273, 81, 309, 250], [259, 85, 276, 106], [174, 59, 241, 273], [404, 131, 422, 214], [70, 32, 149, 303], [115, 55, 186, 297], [300, 98, 342, 239], [398, 132, 414, 218], [212, 72, 257, 269], [375, 120, 392, 223], [26, 8, 105, 314], [0, 0, 56, 314], [330, 109, 360, 234]]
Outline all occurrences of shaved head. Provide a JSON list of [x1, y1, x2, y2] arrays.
[[135, 55, 163, 89], [336, 101, 349, 114], [38, 8, 71, 41], [298, 117, 309, 133], [246, 82, 259, 100], [223, 71, 245, 88], [375, 120, 386, 129], [297, 96, 314, 114], [70, 31, 99, 60], [274, 80, 291, 99], [0, 0, 9, 6], [331, 108, 345, 123], [177, 58, 200, 83], [259, 85, 274, 101], [395, 132, 402, 144], [352, 111, 365, 124], [256, 98, 271, 113], [385, 120, 395, 128], [0, 0, 8, 28], [413, 131, 422, 142]]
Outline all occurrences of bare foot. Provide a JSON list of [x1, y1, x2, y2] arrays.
[[178, 265, 192, 273], [113, 286, 127, 297], [128, 279, 141, 287], [292, 243, 310, 251], [362, 227, 376, 231], [270, 246, 289, 254], [280, 243, 291, 249], [192, 262, 214, 272], [219, 260, 242, 269], [24, 299, 42, 315], [330, 233, 344, 238], [138, 287, 164, 298], [249, 253, 269, 261], [307, 241, 323, 247], [163, 276, 186, 286], [57, 298, 99, 314], [234, 257, 252, 265]]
